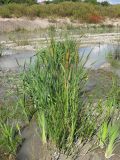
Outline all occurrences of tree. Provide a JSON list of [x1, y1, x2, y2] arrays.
[[0, 0, 37, 4], [101, 1, 110, 6], [0, 0, 12, 4]]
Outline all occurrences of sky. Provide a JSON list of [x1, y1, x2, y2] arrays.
[[37, 0, 120, 4], [97, 0, 120, 4]]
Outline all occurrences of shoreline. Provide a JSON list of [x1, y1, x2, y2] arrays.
[[0, 17, 120, 33], [1, 32, 120, 53]]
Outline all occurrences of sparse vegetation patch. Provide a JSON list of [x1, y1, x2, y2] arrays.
[[0, 2, 120, 23]]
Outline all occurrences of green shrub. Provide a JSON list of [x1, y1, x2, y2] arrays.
[[101, 1, 110, 6], [0, 6, 11, 18]]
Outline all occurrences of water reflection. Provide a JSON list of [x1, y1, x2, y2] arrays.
[[79, 44, 115, 69]]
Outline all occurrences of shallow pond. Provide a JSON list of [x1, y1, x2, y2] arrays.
[[0, 44, 119, 71], [79, 44, 119, 68]]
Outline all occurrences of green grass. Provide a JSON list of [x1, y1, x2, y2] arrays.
[[105, 123, 120, 159], [0, 105, 22, 156], [0, 44, 3, 57], [21, 38, 120, 155], [107, 44, 120, 68], [98, 78, 120, 158], [108, 56, 120, 68], [21, 38, 89, 150], [20, 38, 107, 152], [0, 2, 120, 22], [99, 120, 120, 159]]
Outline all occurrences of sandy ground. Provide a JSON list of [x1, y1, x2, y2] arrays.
[[0, 33, 120, 53], [0, 17, 71, 32], [0, 17, 120, 32]]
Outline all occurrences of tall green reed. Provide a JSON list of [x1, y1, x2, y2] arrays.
[[21, 38, 91, 151]]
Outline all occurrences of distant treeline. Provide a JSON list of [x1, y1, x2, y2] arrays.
[[0, 0, 110, 6], [0, 0, 37, 5], [0, 2, 120, 22]]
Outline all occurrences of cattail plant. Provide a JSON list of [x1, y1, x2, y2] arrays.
[[22, 38, 91, 151]]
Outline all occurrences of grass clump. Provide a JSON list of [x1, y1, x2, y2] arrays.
[[21, 38, 100, 151], [107, 44, 120, 68], [98, 78, 120, 158], [20, 38, 120, 156], [105, 123, 120, 159], [0, 44, 3, 57], [0, 106, 22, 157], [99, 120, 120, 159]]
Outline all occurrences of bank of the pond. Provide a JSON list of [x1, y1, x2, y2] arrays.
[[0, 17, 120, 33], [1, 33, 120, 55]]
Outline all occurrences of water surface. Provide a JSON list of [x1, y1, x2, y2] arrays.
[[0, 44, 119, 71]]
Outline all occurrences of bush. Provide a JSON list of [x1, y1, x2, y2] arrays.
[[0, 6, 11, 18], [88, 14, 103, 23], [101, 1, 110, 6]]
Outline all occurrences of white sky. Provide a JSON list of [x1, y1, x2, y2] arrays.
[[37, 0, 120, 3], [97, 0, 120, 4]]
